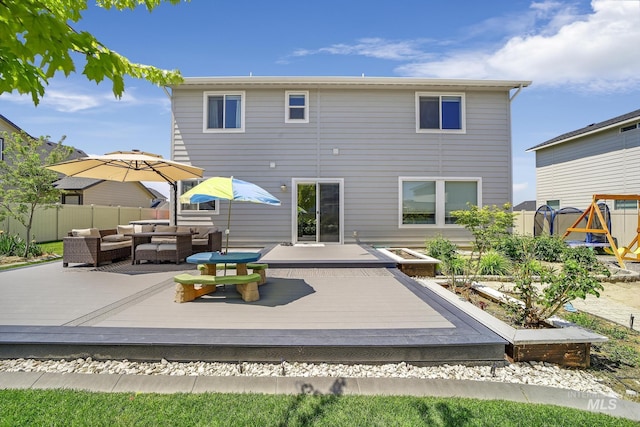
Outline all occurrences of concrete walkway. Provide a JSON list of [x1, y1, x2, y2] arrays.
[[1, 371, 638, 421]]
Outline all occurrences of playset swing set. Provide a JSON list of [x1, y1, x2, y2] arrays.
[[561, 194, 640, 269]]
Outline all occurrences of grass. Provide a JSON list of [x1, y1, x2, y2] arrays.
[[564, 311, 640, 401], [0, 390, 635, 426], [38, 240, 63, 255], [0, 241, 63, 271], [466, 288, 640, 403]]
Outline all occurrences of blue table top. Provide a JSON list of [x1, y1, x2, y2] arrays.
[[186, 251, 261, 264]]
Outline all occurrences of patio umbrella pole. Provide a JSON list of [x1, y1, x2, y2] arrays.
[[224, 200, 233, 254], [170, 182, 178, 226]]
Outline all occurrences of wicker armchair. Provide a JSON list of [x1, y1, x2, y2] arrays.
[[191, 227, 223, 253]]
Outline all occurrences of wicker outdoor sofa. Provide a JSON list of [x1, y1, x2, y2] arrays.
[[62, 228, 131, 267], [62, 225, 222, 267]]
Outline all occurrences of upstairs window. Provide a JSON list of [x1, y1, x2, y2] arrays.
[[203, 91, 244, 132], [285, 91, 309, 123], [416, 93, 465, 133], [0, 137, 4, 161]]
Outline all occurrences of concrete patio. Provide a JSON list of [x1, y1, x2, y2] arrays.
[[0, 245, 506, 364]]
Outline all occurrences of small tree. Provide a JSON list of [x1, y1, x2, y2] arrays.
[[451, 203, 515, 287], [0, 132, 73, 257], [510, 236, 609, 327]]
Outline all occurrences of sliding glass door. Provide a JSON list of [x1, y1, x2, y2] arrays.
[[294, 179, 342, 244]]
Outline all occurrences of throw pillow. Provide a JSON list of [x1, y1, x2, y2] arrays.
[[71, 228, 100, 238], [191, 226, 215, 238], [117, 225, 135, 235], [102, 234, 131, 242], [154, 225, 177, 233]]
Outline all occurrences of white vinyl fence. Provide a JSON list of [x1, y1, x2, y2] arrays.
[[513, 210, 639, 249], [2, 206, 637, 247], [0, 204, 169, 243]]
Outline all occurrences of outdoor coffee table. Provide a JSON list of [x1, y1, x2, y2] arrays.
[[129, 231, 193, 264]]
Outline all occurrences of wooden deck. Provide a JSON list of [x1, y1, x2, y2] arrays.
[[0, 245, 506, 364]]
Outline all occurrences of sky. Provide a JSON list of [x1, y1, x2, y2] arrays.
[[2, 0, 640, 203]]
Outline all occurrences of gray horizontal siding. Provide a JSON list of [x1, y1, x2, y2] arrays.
[[536, 127, 640, 208], [172, 86, 513, 246], [83, 182, 152, 208]]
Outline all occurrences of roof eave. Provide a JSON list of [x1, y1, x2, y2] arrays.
[[170, 76, 532, 91], [527, 115, 640, 152]]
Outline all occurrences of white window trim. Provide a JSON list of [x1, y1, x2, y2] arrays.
[[398, 176, 482, 228], [178, 179, 220, 214], [202, 91, 246, 133], [284, 90, 309, 123], [415, 92, 466, 134]]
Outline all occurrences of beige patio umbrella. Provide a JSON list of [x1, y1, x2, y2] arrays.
[[47, 150, 203, 224]]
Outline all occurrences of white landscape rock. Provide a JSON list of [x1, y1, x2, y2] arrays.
[[0, 357, 618, 398]]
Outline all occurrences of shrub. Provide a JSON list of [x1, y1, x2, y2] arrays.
[[477, 250, 511, 276], [533, 234, 566, 262], [446, 254, 466, 276], [495, 234, 528, 262], [0, 233, 24, 256], [0, 233, 42, 258], [451, 203, 515, 257], [561, 246, 599, 270], [426, 235, 457, 260]]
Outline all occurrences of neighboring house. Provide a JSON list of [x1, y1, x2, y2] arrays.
[[0, 113, 87, 163], [148, 187, 169, 208], [169, 76, 530, 246], [513, 200, 537, 211], [527, 108, 640, 210], [53, 177, 157, 208]]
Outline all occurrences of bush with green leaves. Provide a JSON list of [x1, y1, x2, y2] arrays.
[[446, 254, 466, 276], [477, 250, 511, 276], [495, 234, 528, 262], [451, 203, 515, 258], [561, 246, 599, 270], [425, 236, 465, 285], [426, 235, 457, 260], [0, 232, 42, 258], [533, 234, 566, 262]]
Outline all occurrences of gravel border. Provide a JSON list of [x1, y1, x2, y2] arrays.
[[0, 358, 618, 398]]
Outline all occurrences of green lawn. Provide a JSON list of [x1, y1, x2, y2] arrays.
[[0, 390, 634, 426], [39, 240, 63, 255]]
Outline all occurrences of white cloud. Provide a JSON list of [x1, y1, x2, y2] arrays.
[[39, 90, 104, 112], [397, 0, 640, 91], [0, 83, 169, 113], [291, 38, 433, 61], [286, 1, 640, 92]]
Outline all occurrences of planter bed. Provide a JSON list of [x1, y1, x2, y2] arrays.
[[377, 248, 440, 277], [417, 278, 608, 368]]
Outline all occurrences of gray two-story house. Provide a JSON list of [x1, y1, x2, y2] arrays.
[[169, 76, 530, 247], [527, 108, 640, 210]]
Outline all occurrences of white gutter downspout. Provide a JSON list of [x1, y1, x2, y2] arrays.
[[510, 84, 524, 102]]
